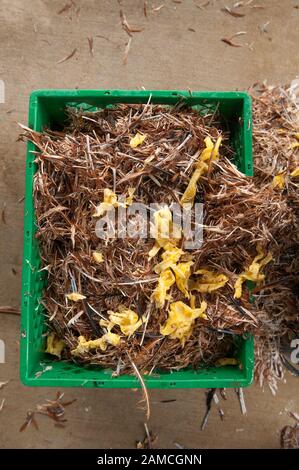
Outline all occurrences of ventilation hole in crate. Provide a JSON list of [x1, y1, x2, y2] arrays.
[[34, 308, 41, 319], [104, 91, 111, 95], [95, 381, 105, 386], [169, 382, 176, 386], [21, 330, 26, 338], [37, 323, 44, 334], [28, 162, 32, 168], [26, 230, 30, 237], [172, 92, 178, 96]]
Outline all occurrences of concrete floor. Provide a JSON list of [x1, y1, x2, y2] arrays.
[[0, 0, 298, 449]]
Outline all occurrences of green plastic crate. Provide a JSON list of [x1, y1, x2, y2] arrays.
[[21, 89, 254, 389]]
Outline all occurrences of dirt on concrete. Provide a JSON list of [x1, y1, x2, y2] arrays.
[[0, 0, 298, 449]]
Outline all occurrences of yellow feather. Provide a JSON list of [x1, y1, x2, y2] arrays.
[[130, 132, 146, 148], [45, 332, 65, 358]]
